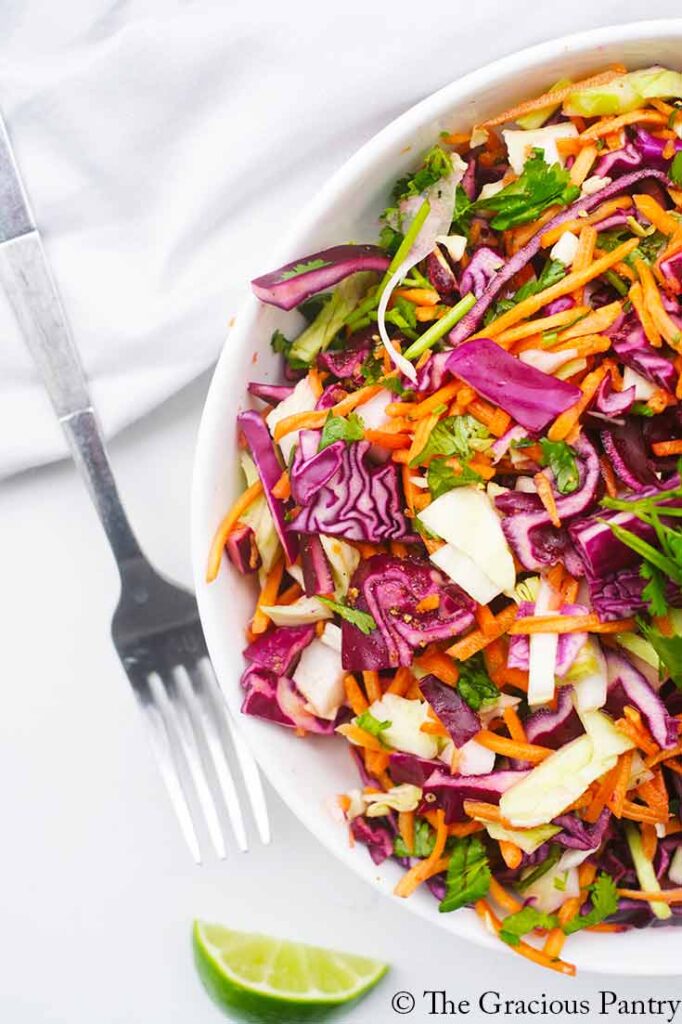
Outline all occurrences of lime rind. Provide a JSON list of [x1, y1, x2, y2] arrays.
[[193, 921, 388, 1023]]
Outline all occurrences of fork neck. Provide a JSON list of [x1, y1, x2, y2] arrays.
[[61, 408, 143, 569]]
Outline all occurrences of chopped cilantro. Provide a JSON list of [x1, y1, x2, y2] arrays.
[[270, 328, 308, 370], [456, 654, 500, 711], [474, 150, 579, 231], [499, 906, 558, 946], [564, 874, 618, 934], [426, 460, 484, 499], [318, 596, 377, 635], [640, 562, 669, 617], [410, 414, 490, 467], [540, 438, 580, 495], [671, 152, 682, 188], [279, 258, 332, 281], [439, 835, 491, 914], [638, 618, 682, 687], [486, 260, 565, 323], [319, 412, 365, 451], [394, 818, 436, 859]]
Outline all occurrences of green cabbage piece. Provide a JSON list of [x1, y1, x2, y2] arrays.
[[564, 67, 682, 118], [289, 271, 376, 365], [517, 78, 571, 130]]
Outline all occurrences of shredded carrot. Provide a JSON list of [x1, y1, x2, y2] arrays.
[[503, 706, 527, 743], [489, 877, 522, 914], [475, 901, 576, 976], [540, 196, 633, 248], [510, 612, 635, 634], [398, 810, 416, 854], [421, 720, 449, 737], [534, 472, 561, 528], [571, 225, 598, 303], [462, 800, 502, 824], [543, 928, 567, 960], [273, 384, 383, 441], [364, 429, 411, 450], [362, 671, 382, 704], [476, 70, 623, 130], [617, 888, 682, 904], [475, 730, 551, 764], [634, 193, 682, 236], [498, 839, 523, 870], [249, 557, 285, 635], [407, 411, 441, 465], [394, 810, 448, 898], [475, 604, 499, 636], [336, 723, 386, 752], [394, 287, 440, 306], [584, 761, 621, 823], [607, 751, 634, 818], [547, 363, 609, 442], [447, 604, 518, 660], [278, 582, 302, 606], [629, 281, 662, 348], [307, 367, 324, 399], [467, 398, 511, 437], [484, 240, 640, 341], [365, 750, 391, 778], [652, 440, 682, 457], [558, 896, 582, 928], [556, 301, 622, 341], [635, 258, 682, 349], [206, 480, 264, 582], [413, 648, 459, 686], [620, 800, 666, 825], [580, 109, 668, 141], [344, 674, 369, 716], [641, 822, 658, 862], [407, 381, 462, 419], [579, 861, 598, 891], [449, 820, 485, 837], [569, 143, 598, 188], [337, 793, 351, 815], [271, 469, 291, 500], [387, 666, 415, 696], [493, 306, 590, 348]]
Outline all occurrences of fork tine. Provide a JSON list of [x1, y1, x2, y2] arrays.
[[197, 657, 271, 846], [186, 660, 249, 852], [166, 667, 227, 859], [134, 675, 202, 863]]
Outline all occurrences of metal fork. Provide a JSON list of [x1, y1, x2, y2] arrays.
[[0, 114, 269, 862]]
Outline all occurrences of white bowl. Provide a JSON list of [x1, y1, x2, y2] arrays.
[[192, 20, 682, 975]]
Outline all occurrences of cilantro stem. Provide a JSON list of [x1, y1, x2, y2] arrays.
[[403, 292, 476, 360], [604, 520, 682, 584]]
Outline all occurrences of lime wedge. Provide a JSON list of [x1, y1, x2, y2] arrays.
[[193, 920, 388, 1022]]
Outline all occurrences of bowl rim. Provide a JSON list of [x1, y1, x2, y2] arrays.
[[191, 18, 682, 976]]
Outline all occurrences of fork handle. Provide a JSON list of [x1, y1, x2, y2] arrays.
[[0, 232, 142, 567]]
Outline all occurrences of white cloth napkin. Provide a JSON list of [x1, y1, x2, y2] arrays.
[[0, 0, 675, 477]]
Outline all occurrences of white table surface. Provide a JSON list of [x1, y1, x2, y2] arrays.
[[2, 375, 682, 1023], [3, 4, 682, 1020]]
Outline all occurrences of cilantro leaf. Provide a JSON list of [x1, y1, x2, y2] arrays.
[[318, 596, 377, 635], [394, 818, 436, 859], [319, 412, 365, 451], [473, 150, 580, 231], [451, 184, 474, 235], [540, 438, 580, 495], [410, 414, 490, 467], [672, 152, 682, 188], [599, 226, 668, 267], [279, 258, 332, 281], [499, 906, 558, 946], [270, 329, 308, 370], [485, 260, 566, 323], [439, 835, 491, 914], [456, 654, 500, 711], [564, 873, 618, 934], [355, 710, 391, 742], [640, 562, 669, 617], [638, 618, 682, 687], [631, 401, 655, 417], [379, 223, 403, 257], [426, 460, 484, 499], [383, 146, 453, 231], [392, 146, 453, 204]]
